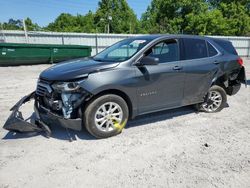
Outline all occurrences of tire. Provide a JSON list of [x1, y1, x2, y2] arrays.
[[195, 85, 227, 113], [84, 94, 129, 138]]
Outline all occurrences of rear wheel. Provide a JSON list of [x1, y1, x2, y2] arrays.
[[84, 94, 129, 138], [196, 85, 227, 113]]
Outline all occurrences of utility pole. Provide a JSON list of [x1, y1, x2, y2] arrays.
[[95, 18, 105, 54], [130, 22, 132, 34], [22, 18, 29, 43], [0, 24, 6, 42], [107, 16, 112, 34]]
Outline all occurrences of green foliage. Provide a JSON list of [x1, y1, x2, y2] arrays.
[[141, 0, 208, 34], [44, 0, 138, 34], [46, 13, 75, 32], [218, 2, 250, 35], [0, 18, 40, 31], [1, 19, 23, 30], [25, 18, 41, 31], [141, 0, 250, 36], [185, 9, 229, 35], [48, 12, 95, 33], [45, 13, 96, 32], [1, 0, 250, 36], [94, 0, 139, 33]]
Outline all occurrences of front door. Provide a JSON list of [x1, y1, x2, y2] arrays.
[[135, 39, 185, 114]]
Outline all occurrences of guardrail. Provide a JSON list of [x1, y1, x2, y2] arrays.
[[1, 30, 249, 57]]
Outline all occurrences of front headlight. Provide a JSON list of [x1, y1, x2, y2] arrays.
[[52, 81, 81, 92]]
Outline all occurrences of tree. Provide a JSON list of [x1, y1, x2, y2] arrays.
[[45, 12, 96, 33], [94, 0, 139, 33], [45, 13, 78, 32], [185, 9, 229, 35], [208, 0, 250, 9], [140, 0, 208, 34], [75, 12, 96, 33], [0, 18, 40, 31], [1, 0, 250, 36], [24, 17, 41, 31], [218, 2, 250, 35], [140, 0, 250, 36], [1, 19, 23, 30], [205, 1, 250, 35]]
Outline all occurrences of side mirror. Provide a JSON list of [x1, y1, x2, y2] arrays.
[[137, 56, 159, 66]]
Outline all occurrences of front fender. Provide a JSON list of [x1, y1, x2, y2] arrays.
[[80, 69, 138, 117]]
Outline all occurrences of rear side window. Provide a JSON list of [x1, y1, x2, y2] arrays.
[[207, 42, 218, 57], [213, 39, 238, 55], [183, 38, 208, 60]]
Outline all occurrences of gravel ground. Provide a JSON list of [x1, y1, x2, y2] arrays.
[[0, 59, 250, 188]]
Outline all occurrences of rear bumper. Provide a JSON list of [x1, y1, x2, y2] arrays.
[[227, 66, 247, 96], [238, 66, 247, 86], [227, 83, 241, 95], [3, 92, 82, 135]]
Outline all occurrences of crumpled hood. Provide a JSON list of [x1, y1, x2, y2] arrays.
[[40, 58, 119, 81]]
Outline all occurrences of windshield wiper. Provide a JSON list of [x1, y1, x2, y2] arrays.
[[93, 58, 119, 62], [93, 58, 104, 62]]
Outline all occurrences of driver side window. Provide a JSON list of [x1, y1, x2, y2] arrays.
[[146, 39, 179, 63]]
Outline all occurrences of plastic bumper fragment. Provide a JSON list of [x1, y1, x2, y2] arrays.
[[3, 91, 82, 137], [3, 92, 50, 135]]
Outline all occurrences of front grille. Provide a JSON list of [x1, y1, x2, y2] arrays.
[[36, 78, 52, 96]]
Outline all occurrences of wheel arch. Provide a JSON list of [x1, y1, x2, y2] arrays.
[[84, 89, 134, 119], [211, 74, 228, 89], [211, 71, 242, 96]]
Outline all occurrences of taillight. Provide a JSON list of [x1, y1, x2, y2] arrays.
[[237, 58, 243, 67]]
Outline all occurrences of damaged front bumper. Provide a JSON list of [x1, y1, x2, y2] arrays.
[[3, 91, 82, 137]]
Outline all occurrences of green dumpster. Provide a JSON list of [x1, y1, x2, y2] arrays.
[[0, 43, 92, 66]]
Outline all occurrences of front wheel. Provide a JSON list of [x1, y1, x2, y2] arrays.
[[84, 94, 129, 138], [196, 85, 227, 113]]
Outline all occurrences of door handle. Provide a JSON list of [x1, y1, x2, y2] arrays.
[[213, 61, 220, 65], [173, 66, 183, 71]]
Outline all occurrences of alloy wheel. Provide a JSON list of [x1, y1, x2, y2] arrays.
[[201, 90, 223, 112], [94, 102, 123, 132]]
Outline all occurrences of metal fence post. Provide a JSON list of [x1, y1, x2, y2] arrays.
[[248, 39, 250, 58], [22, 19, 29, 43], [95, 34, 98, 55], [0, 27, 6, 42], [62, 34, 65, 45]]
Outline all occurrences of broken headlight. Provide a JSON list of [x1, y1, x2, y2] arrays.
[[52, 81, 82, 92]]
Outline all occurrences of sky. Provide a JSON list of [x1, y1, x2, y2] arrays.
[[0, 0, 151, 27]]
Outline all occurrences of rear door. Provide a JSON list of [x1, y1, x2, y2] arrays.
[[181, 38, 221, 105]]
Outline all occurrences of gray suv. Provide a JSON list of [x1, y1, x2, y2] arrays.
[[4, 35, 246, 138]]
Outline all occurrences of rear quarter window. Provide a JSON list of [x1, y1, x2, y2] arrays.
[[207, 42, 218, 57], [213, 39, 238, 55], [183, 38, 208, 60]]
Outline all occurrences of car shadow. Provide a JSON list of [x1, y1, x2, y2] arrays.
[[2, 105, 198, 141], [2, 125, 95, 141], [127, 106, 196, 128]]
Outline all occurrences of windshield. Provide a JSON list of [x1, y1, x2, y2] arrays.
[[93, 38, 151, 62]]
